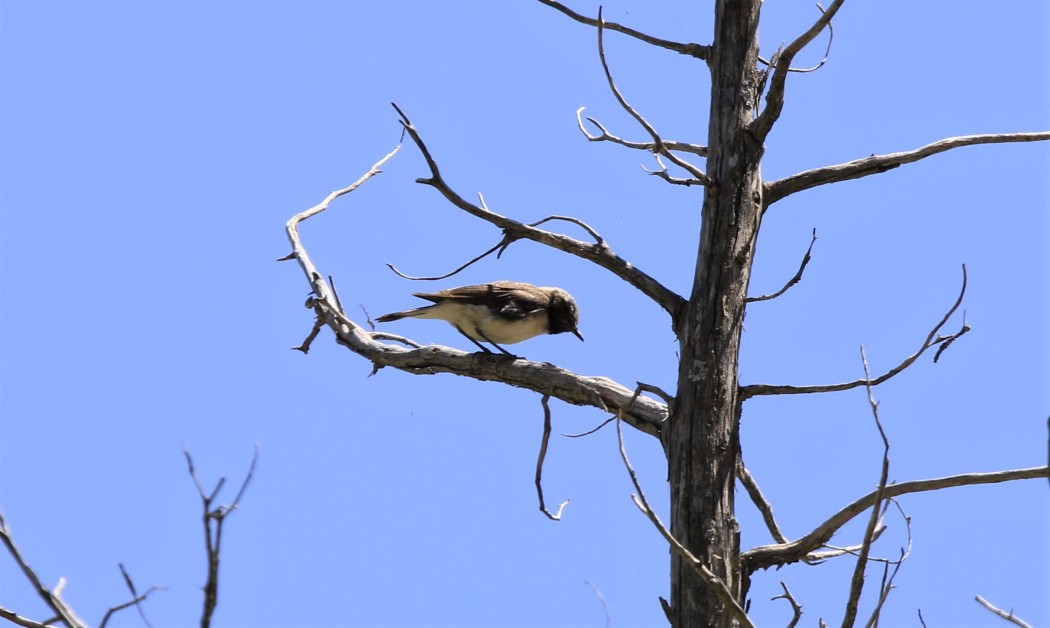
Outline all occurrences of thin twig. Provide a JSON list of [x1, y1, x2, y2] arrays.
[[537, 0, 710, 59], [536, 395, 570, 521], [583, 581, 612, 628], [595, 11, 710, 186], [974, 596, 1032, 628], [746, 229, 817, 303], [577, 108, 707, 156], [842, 347, 892, 628], [98, 563, 165, 628], [742, 264, 968, 399], [0, 606, 54, 628]]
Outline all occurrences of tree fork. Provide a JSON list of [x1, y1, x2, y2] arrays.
[[668, 1, 764, 625]]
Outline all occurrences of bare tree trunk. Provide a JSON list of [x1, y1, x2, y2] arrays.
[[668, 1, 763, 625]]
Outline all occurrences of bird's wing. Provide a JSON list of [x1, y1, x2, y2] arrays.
[[413, 283, 547, 320]]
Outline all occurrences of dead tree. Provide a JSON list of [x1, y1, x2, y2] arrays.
[[282, 2, 1049, 626]]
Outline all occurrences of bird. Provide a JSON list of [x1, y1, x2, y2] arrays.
[[376, 281, 583, 356]]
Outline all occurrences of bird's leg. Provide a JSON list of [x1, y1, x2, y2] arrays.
[[453, 325, 495, 354], [475, 329, 517, 358]]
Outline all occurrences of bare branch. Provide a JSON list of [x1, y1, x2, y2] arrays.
[[576, 107, 707, 156], [391, 104, 687, 324], [770, 582, 802, 628], [0, 606, 54, 628], [765, 132, 1050, 205], [974, 595, 1033, 628], [742, 264, 967, 400], [537, 0, 710, 59], [536, 395, 570, 521], [642, 154, 707, 187], [752, 0, 846, 141], [737, 459, 788, 545], [583, 581, 612, 628], [0, 514, 87, 628], [595, 13, 711, 186], [615, 388, 753, 628], [745, 229, 817, 303], [742, 465, 1049, 573], [842, 347, 892, 628]]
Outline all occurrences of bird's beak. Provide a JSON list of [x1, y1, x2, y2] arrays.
[[571, 329, 584, 342]]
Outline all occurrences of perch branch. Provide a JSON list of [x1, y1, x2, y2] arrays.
[[615, 388, 753, 628], [390, 103, 686, 325], [765, 132, 1050, 205], [752, 0, 846, 141], [742, 264, 967, 399], [595, 12, 711, 186], [745, 229, 817, 303], [537, 0, 710, 59], [284, 152, 669, 437], [742, 465, 1048, 573], [536, 395, 570, 520], [0, 513, 87, 628], [842, 347, 892, 628], [0, 607, 53, 628], [577, 107, 707, 156], [974, 595, 1032, 628]]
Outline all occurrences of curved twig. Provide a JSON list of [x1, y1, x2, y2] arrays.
[[537, 0, 710, 60], [757, 3, 834, 74], [595, 12, 711, 186], [745, 229, 817, 303], [765, 132, 1050, 206], [771, 582, 803, 628], [742, 465, 1049, 573], [389, 102, 687, 325], [536, 395, 570, 520], [741, 264, 967, 399]]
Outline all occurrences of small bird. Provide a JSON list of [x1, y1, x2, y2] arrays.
[[376, 281, 584, 355]]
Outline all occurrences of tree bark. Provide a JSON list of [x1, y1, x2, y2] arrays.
[[668, 1, 763, 625]]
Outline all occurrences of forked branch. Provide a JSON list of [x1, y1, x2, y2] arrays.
[[752, 0, 846, 141], [576, 107, 707, 156], [765, 132, 1050, 205], [741, 265, 968, 399], [536, 395, 570, 520], [537, 0, 711, 59]]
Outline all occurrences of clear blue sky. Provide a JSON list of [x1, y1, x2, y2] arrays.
[[2, 2, 1047, 627]]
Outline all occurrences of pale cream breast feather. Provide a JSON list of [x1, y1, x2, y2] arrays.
[[411, 303, 549, 344]]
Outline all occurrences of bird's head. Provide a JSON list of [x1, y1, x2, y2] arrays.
[[546, 288, 584, 341]]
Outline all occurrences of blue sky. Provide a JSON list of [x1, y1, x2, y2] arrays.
[[1, 2, 1047, 627]]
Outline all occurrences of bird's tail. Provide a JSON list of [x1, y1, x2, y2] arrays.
[[376, 306, 432, 323]]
